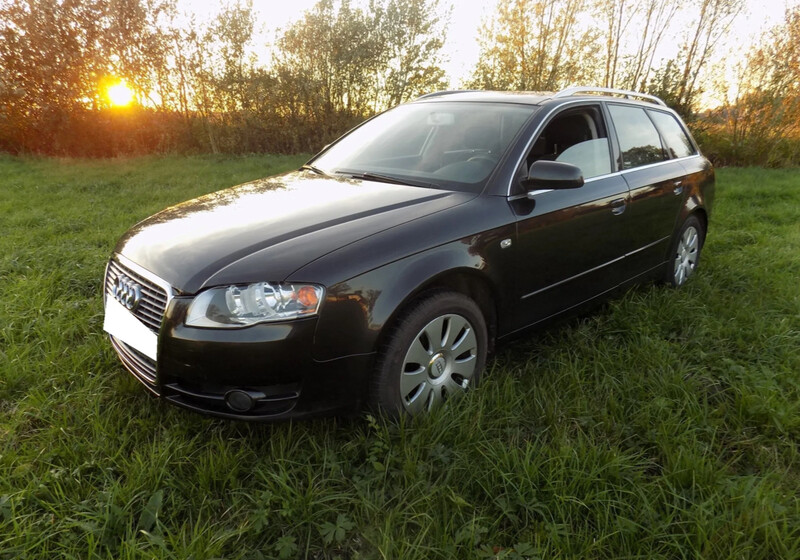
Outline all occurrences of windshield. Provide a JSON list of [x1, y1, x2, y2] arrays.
[[311, 102, 537, 192]]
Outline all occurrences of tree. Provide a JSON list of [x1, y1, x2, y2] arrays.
[[272, 0, 379, 146], [207, 0, 257, 113], [0, 0, 104, 151], [182, 1, 263, 152], [376, 0, 449, 107], [616, 0, 679, 92], [100, 0, 176, 108], [469, 0, 599, 91], [597, 0, 635, 89], [270, 0, 448, 151], [0, 0, 179, 154], [655, 0, 744, 116], [699, 6, 800, 165]]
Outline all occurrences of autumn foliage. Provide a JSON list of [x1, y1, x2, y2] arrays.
[[1, 0, 799, 165], [694, 8, 800, 166], [0, 0, 448, 156]]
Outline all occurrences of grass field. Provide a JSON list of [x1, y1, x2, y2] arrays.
[[0, 155, 798, 559]]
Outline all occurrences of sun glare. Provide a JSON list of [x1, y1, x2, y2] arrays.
[[107, 81, 134, 107]]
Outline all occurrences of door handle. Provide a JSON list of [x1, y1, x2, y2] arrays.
[[673, 180, 684, 195], [610, 198, 627, 215]]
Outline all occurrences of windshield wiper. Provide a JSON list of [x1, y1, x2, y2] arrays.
[[300, 164, 331, 177], [334, 169, 438, 189]]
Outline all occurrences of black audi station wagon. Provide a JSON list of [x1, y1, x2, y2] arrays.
[[103, 87, 714, 420]]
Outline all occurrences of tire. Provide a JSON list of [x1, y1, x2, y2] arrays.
[[370, 291, 487, 416], [664, 215, 705, 287]]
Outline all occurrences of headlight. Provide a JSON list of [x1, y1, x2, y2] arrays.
[[185, 282, 324, 328]]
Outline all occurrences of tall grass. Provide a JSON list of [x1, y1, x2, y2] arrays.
[[0, 158, 798, 559]]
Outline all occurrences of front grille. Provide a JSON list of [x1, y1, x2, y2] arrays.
[[110, 335, 158, 385], [105, 259, 168, 332]]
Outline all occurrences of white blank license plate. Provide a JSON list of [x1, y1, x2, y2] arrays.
[[103, 297, 158, 360]]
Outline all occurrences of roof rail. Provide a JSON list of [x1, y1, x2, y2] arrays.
[[416, 90, 481, 100], [553, 86, 667, 107]]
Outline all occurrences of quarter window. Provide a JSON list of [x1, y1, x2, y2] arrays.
[[608, 105, 666, 170], [648, 110, 696, 159]]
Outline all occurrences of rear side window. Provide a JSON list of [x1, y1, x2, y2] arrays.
[[608, 105, 666, 170], [648, 110, 696, 159]]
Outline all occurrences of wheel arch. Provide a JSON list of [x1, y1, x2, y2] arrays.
[[672, 206, 708, 255], [312, 242, 503, 362], [691, 207, 708, 240], [376, 268, 499, 357]]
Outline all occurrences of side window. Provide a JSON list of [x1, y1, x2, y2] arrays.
[[608, 105, 666, 170], [647, 110, 696, 159], [525, 106, 612, 180]]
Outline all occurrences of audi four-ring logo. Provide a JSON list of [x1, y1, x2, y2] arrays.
[[112, 275, 142, 311]]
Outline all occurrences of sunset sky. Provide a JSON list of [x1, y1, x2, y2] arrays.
[[180, 0, 799, 89]]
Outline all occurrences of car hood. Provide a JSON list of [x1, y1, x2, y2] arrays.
[[115, 171, 473, 293]]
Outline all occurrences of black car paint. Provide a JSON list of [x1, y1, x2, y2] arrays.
[[116, 174, 469, 294], [109, 93, 714, 420]]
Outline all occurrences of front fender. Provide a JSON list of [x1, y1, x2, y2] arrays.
[[311, 234, 511, 362]]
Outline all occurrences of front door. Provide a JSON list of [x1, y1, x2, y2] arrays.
[[508, 104, 631, 332]]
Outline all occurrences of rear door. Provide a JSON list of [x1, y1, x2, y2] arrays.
[[607, 103, 688, 275]]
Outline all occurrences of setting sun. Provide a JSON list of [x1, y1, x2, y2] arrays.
[[107, 81, 134, 107]]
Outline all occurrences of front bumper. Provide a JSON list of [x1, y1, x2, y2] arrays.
[[110, 295, 375, 421]]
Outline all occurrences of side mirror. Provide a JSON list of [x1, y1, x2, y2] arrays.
[[523, 160, 584, 195]]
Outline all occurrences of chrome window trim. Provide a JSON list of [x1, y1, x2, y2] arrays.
[[615, 153, 703, 175], [508, 133, 705, 198], [505, 97, 704, 197]]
